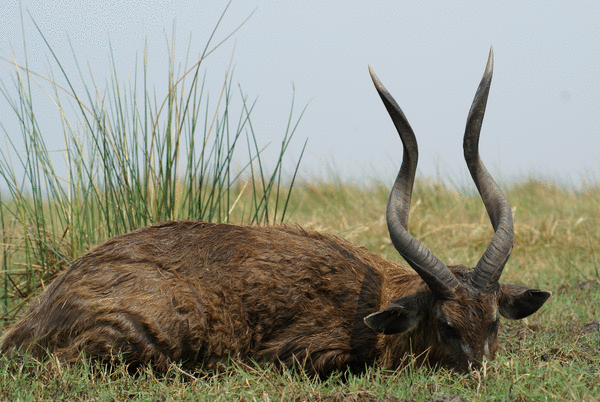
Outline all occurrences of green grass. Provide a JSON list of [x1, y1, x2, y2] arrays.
[[1, 6, 599, 402]]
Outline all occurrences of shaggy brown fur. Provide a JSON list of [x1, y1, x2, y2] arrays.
[[0, 220, 548, 375], [1, 222, 386, 375]]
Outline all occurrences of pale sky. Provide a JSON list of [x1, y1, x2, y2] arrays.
[[1, 0, 599, 187]]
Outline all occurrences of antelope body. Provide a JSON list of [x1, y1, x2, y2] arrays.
[[0, 50, 550, 375]]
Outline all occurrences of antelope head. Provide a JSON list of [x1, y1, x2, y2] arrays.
[[364, 48, 551, 372]]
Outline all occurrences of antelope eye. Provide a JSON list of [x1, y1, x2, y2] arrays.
[[437, 319, 460, 339]]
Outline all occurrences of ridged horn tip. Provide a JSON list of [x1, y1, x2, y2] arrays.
[[484, 47, 494, 79], [368, 66, 388, 95]]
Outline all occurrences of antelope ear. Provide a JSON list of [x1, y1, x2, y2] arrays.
[[364, 294, 422, 335], [498, 284, 551, 319]]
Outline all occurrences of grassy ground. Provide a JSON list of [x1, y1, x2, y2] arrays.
[[1, 179, 599, 401]]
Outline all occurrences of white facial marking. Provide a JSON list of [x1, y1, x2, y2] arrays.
[[461, 340, 472, 357]]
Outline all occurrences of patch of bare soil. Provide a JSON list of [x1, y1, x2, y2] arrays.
[[294, 392, 470, 402], [582, 320, 599, 334], [404, 395, 470, 402], [557, 279, 600, 294]]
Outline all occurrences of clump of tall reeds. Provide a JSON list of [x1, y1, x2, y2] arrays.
[[0, 8, 306, 320]]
